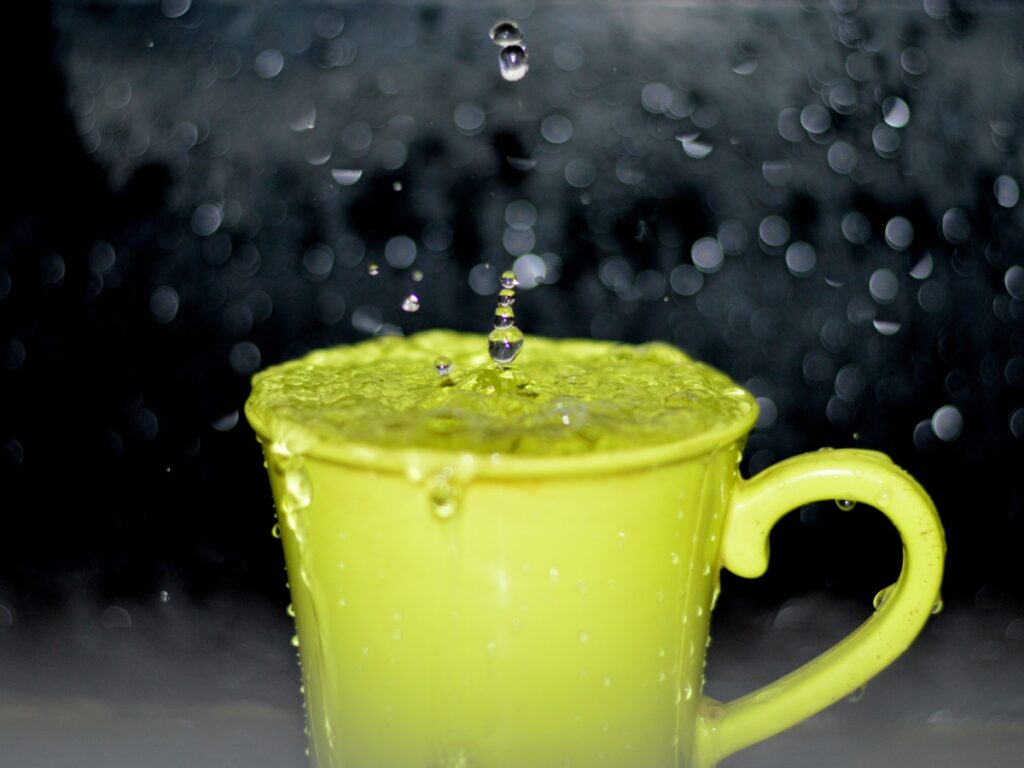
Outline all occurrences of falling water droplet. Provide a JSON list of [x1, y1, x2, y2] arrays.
[[411, 269, 424, 282], [401, 294, 421, 313], [493, 306, 515, 328], [499, 45, 529, 82], [500, 270, 519, 289], [367, 262, 380, 276], [488, 326, 524, 364], [497, 288, 516, 307], [291, 634, 301, 648], [836, 499, 857, 511], [434, 356, 452, 376], [490, 20, 523, 47]]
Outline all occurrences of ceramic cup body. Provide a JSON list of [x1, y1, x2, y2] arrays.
[[249, 335, 945, 768], [264, 438, 743, 768]]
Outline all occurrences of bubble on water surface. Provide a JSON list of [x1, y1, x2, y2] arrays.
[[433, 356, 452, 376]]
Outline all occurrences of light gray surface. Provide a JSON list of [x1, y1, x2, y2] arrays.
[[1, 595, 1021, 767]]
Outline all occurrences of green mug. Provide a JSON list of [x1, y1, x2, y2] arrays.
[[246, 331, 945, 768]]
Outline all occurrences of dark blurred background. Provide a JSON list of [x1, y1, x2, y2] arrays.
[[1, 1, 1023, 766]]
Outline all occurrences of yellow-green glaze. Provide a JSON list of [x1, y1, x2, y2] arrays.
[[246, 331, 945, 768]]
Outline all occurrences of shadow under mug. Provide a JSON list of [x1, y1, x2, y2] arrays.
[[250, 397, 944, 768]]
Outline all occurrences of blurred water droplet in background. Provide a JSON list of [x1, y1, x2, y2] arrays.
[[331, 168, 363, 186], [931, 405, 964, 442], [254, 49, 285, 79]]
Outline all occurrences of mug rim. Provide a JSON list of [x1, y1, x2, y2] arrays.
[[245, 331, 761, 478], [245, 400, 759, 479]]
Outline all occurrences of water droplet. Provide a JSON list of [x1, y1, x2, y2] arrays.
[[499, 45, 529, 82], [401, 294, 421, 313], [506, 156, 537, 171], [286, 603, 296, 617], [497, 288, 516, 307], [847, 685, 867, 703], [411, 269, 424, 282], [499, 270, 518, 289], [490, 20, 523, 47], [434, 356, 452, 376], [367, 262, 380, 276], [873, 319, 902, 336], [670, 552, 681, 565], [429, 471, 460, 520], [873, 583, 897, 610], [488, 326, 524, 364], [271, 522, 281, 538], [931, 595, 944, 615], [331, 168, 363, 186], [283, 468, 312, 512], [291, 634, 300, 648], [493, 306, 515, 328], [836, 499, 856, 511]]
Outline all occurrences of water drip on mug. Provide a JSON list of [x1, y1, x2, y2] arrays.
[[836, 498, 857, 511], [429, 470, 460, 520]]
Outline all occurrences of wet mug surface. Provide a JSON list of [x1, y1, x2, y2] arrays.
[[245, 331, 945, 768]]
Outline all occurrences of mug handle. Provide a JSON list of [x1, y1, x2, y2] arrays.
[[694, 448, 945, 766]]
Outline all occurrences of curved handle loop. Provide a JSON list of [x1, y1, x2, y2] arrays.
[[695, 449, 945, 767]]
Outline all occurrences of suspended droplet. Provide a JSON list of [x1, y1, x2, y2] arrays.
[[493, 305, 515, 328], [367, 262, 380, 276], [271, 522, 281, 539], [286, 603, 296, 617], [499, 270, 518, 289], [488, 326, 525, 364], [433, 356, 452, 376], [499, 45, 529, 82], [489, 20, 523, 47], [931, 595, 944, 615], [291, 634, 300, 648], [411, 269, 424, 282], [873, 583, 897, 610], [401, 294, 421, 312], [836, 499, 857, 511], [429, 471, 460, 520], [497, 288, 516, 307]]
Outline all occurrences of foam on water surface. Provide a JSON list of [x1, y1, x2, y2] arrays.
[[246, 330, 756, 457]]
